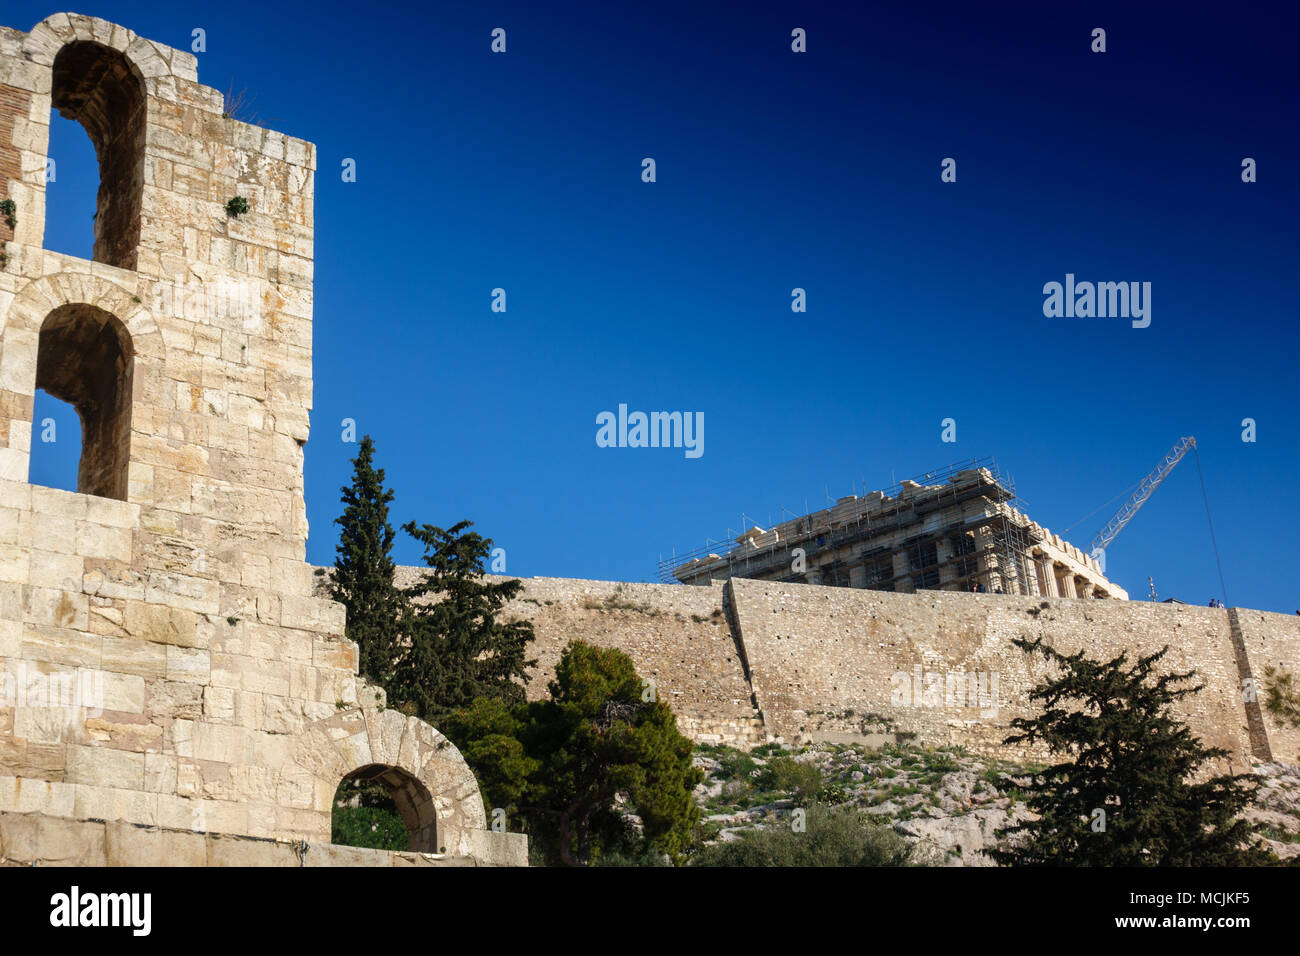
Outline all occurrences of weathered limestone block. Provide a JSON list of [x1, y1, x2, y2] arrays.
[[469, 829, 530, 868], [72, 783, 159, 825], [205, 830, 298, 866], [105, 818, 206, 865], [0, 775, 75, 815], [149, 679, 204, 720], [142, 752, 176, 793], [101, 635, 165, 677], [123, 601, 201, 647], [65, 743, 145, 790], [0, 812, 106, 864]]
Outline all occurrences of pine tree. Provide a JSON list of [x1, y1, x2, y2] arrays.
[[330, 436, 403, 689], [990, 636, 1273, 866], [524, 640, 701, 866], [392, 520, 535, 723], [443, 639, 703, 866]]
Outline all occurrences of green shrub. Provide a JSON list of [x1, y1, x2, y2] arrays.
[[331, 805, 407, 851], [923, 751, 960, 773], [712, 746, 758, 782], [1263, 666, 1300, 728], [691, 803, 915, 867], [758, 755, 823, 802], [331, 778, 408, 851]]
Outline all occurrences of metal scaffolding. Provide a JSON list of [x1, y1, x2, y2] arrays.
[[657, 456, 1044, 596]]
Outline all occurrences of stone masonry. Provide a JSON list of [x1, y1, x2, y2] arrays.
[[384, 571, 1300, 771], [0, 13, 524, 866]]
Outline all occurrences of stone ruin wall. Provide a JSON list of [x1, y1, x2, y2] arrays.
[[0, 14, 523, 867], [391, 570, 764, 746], [1236, 608, 1300, 764], [726, 579, 1257, 770], [0, 812, 516, 867], [415, 570, 1298, 771]]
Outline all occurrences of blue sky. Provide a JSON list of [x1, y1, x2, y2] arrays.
[[13, 1, 1300, 612]]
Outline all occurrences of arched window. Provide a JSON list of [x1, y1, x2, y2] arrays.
[[332, 764, 441, 853], [32, 304, 133, 500], [49, 41, 146, 270]]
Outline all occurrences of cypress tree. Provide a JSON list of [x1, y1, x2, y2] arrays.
[[330, 436, 403, 689], [393, 520, 535, 723], [990, 637, 1273, 866]]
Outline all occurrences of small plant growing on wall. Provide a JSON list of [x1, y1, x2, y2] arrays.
[[0, 198, 16, 230], [221, 84, 264, 126], [225, 196, 250, 218], [1263, 665, 1300, 728]]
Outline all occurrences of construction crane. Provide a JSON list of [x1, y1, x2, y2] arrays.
[[1088, 436, 1196, 560]]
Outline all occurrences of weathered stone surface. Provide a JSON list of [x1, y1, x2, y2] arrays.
[[0, 811, 514, 866], [377, 569, 1300, 771], [0, 14, 517, 867]]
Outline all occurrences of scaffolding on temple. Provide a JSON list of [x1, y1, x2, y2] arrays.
[[657, 456, 1052, 597]]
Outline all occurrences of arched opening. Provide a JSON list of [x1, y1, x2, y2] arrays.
[[49, 41, 146, 270], [332, 764, 441, 853], [34, 304, 133, 500]]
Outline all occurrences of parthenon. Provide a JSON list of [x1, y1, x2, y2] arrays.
[[669, 459, 1127, 600]]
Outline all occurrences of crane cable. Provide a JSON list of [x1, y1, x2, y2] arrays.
[[1193, 446, 1230, 607], [1063, 476, 1145, 536]]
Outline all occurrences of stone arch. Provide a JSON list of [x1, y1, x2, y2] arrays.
[[294, 707, 488, 856], [0, 271, 163, 492], [3, 271, 164, 362], [15, 15, 199, 258], [334, 764, 441, 852], [23, 13, 185, 84]]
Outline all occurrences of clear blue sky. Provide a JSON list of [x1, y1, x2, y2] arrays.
[[12, 1, 1300, 612]]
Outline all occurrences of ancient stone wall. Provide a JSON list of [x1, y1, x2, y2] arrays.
[[728, 578, 1254, 770], [0, 809, 527, 866], [392, 570, 766, 746], [424, 568, 1297, 771], [1235, 608, 1300, 764], [0, 14, 516, 866], [0, 66, 29, 250]]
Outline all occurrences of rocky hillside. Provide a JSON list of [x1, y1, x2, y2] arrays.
[[692, 742, 1300, 865]]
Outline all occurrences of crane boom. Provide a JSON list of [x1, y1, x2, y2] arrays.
[[1089, 437, 1196, 557]]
